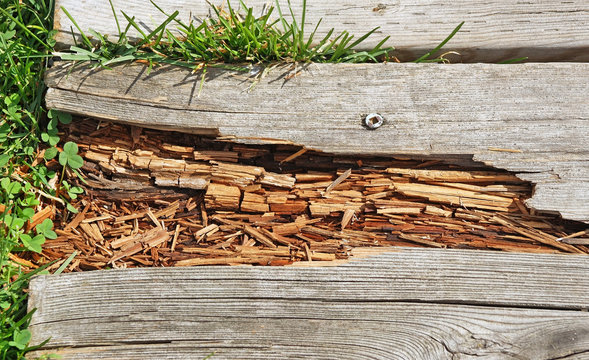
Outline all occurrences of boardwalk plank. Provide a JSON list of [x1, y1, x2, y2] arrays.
[[53, 0, 589, 62], [29, 248, 589, 359]]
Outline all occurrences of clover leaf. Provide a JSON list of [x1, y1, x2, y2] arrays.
[[3, 214, 25, 230], [59, 141, 84, 170], [44, 146, 58, 160], [41, 130, 60, 146], [20, 233, 45, 253], [36, 218, 57, 240], [18, 207, 35, 221], [2, 180, 22, 199], [48, 109, 72, 124], [8, 329, 31, 350], [0, 154, 10, 167], [66, 203, 78, 213]]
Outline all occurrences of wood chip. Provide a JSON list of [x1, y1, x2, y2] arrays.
[[325, 168, 352, 194], [279, 148, 307, 164], [304, 243, 312, 262], [27, 205, 55, 231], [171, 224, 180, 252], [146, 209, 162, 229], [205, 183, 241, 210], [341, 209, 356, 230], [110, 229, 169, 263], [63, 202, 91, 231], [195, 224, 219, 238], [81, 215, 113, 223], [244, 225, 277, 248]]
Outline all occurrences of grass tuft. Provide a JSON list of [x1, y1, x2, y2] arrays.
[[57, 0, 395, 71]]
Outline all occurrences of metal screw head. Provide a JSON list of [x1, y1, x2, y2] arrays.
[[364, 113, 384, 130]]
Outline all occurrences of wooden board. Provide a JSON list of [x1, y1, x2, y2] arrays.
[[53, 0, 589, 62], [28, 248, 589, 359], [45, 62, 589, 222]]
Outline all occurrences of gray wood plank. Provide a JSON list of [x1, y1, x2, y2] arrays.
[[27, 303, 589, 359], [44, 62, 589, 222], [53, 0, 589, 62], [28, 248, 589, 359]]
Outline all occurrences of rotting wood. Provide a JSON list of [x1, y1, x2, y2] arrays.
[[45, 62, 589, 222], [110, 228, 169, 263], [53, 0, 589, 62], [32, 119, 589, 272], [204, 183, 241, 211], [27, 248, 589, 359]]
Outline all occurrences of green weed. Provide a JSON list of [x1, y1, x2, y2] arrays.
[[0, 263, 52, 359], [0, 0, 83, 357], [58, 0, 395, 71]]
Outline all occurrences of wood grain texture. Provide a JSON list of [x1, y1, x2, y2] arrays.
[[28, 248, 589, 359], [44, 62, 589, 222], [53, 0, 589, 62]]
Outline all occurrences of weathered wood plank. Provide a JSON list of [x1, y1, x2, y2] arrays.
[[44, 62, 589, 222], [28, 304, 589, 359], [53, 0, 589, 62], [28, 248, 589, 359]]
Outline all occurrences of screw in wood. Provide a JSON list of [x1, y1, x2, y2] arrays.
[[364, 113, 384, 129]]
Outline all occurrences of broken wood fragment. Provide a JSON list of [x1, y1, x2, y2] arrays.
[[393, 182, 514, 211], [45, 62, 589, 222], [110, 229, 169, 263], [325, 169, 352, 194], [386, 168, 521, 183], [205, 183, 241, 211], [244, 225, 277, 248], [241, 192, 269, 213]]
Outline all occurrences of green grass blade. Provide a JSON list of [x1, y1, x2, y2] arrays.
[[121, 11, 148, 40], [274, 0, 290, 34], [0, 7, 51, 49], [102, 54, 137, 66], [413, 21, 464, 63], [68, 46, 101, 58], [108, 0, 122, 36], [498, 56, 528, 64], [150, 0, 192, 31], [304, 18, 322, 51], [60, 6, 94, 48], [299, 0, 306, 50], [54, 251, 78, 275], [58, 53, 95, 61], [88, 29, 106, 45], [136, 10, 179, 47], [346, 27, 379, 50], [329, 32, 354, 61]]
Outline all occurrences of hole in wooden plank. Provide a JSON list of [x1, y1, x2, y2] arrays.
[[31, 117, 588, 272]]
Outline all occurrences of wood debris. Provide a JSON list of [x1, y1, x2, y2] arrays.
[[28, 119, 588, 272]]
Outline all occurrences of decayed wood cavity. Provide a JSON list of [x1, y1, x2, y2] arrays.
[[45, 62, 589, 222], [37, 119, 586, 273]]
